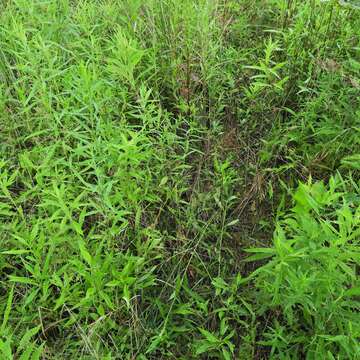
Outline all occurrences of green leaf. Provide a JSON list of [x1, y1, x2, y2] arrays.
[[159, 176, 168, 187], [195, 341, 214, 355], [78, 240, 92, 266], [30, 344, 44, 360], [8, 276, 36, 285], [198, 328, 219, 344], [222, 348, 231, 360], [226, 219, 239, 227], [1, 250, 31, 255], [344, 287, 360, 297], [18, 326, 41, 351], [0, 338, 12, 360], [244, 252, 275, 262], [1, 285, 14, 332], [341, 154, 360, 169], [122, 285, 131, 309], [19, 345, 33, 360], [244, 247, 276, 254]]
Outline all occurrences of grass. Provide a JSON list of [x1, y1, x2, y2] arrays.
[[0, 0, 359, 358]]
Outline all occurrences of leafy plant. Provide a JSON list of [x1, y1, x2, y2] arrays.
[[247, 176, 360, 358], [0, 0, 359, 358]]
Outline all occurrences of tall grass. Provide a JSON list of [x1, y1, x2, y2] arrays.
[[0, 0, 359, 358]]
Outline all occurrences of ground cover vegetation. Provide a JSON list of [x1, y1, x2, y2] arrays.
[[0, 0, 359, 358]]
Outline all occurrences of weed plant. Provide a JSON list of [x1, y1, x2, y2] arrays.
[[0, 0, 359, 358]]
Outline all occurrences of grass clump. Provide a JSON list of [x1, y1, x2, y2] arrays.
[[0, 0, 359, 358]]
